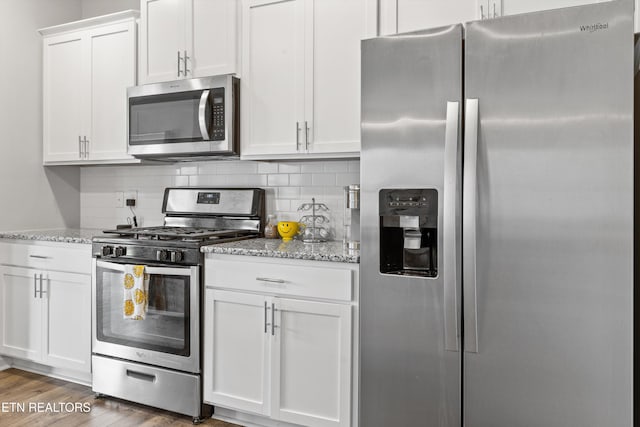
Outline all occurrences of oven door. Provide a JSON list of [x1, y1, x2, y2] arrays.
[[92, 259, 200, 373]]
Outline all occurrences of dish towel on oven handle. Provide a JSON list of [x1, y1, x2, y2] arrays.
[[123, 265, 149, 320]]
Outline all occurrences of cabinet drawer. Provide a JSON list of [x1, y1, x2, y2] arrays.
[[0, 241, 92, 275], [206, 257, 353, 302]]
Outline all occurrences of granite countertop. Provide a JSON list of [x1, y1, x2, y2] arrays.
[[201, 238, 360, 263], [0, 228, 105, 244]]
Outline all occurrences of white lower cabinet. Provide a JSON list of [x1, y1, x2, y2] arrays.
[[0, 241, 92, 379], [204, 255, 358, 427], [271, 298, 352, 427], [205, 290, 270, 415], [0, 266, 91, 373]]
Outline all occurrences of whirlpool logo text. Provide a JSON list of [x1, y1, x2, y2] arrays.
[[580, 22, 609, 33]]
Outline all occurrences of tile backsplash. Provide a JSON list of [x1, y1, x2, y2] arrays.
[[81, 159, 360, 239]]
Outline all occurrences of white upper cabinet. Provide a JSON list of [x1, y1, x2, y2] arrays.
[[140, 0, 238, 84], [380, 0, 477, 34], [42, 34, 86, 163], [241, 0, 305, 157], [41, 11, 139, 165], [87, 23, 137, 161], [241, 0, 377, 159]]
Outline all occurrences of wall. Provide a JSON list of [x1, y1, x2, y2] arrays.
[[0, 0, 82, 231], [80, 159, 359, 239], [81, 0, 139, 18]]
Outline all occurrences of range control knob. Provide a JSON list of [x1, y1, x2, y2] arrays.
[[101, 246, 114, 257], [156, 249, 169, 262], [170, 250, 184, 263], [114, 246, 127, 257]]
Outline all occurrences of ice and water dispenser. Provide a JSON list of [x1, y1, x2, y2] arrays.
[[379, 189, 438, 277]]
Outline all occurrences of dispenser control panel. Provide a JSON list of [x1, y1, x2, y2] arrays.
[[379, 188, 438, 278]]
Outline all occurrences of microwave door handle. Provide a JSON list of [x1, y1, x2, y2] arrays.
[[198, 90, 211, 141]]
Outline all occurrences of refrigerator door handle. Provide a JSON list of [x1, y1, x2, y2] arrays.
[[463, 98, 479, 353], [443, 101, 460, 352]]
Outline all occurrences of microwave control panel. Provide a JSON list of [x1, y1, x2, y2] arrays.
[[211, 88, 225, 141]]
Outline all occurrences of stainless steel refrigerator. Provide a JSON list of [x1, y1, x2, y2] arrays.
[[360, 1, 634, 426]]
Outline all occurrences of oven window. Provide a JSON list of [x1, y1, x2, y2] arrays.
[[96, 265, 190, 356], [129, 90, 208, 145]]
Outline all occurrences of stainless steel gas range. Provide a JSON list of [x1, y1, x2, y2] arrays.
[[91, 187, 264, 423]]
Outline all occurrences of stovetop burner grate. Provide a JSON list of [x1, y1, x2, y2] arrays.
[[103, 226, 256, 242]]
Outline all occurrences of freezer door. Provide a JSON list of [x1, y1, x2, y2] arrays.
[[361, 25, 463, 426], [464, 2, 633, 426]]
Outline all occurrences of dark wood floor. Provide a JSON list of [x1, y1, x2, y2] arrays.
[[0, 368, 240, 426]]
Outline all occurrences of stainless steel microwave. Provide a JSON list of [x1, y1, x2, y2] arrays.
[[127, 75, 239, 159]]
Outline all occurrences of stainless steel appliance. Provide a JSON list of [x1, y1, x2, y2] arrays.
[[128, 75, 239, 159], [360, 1, 633, 426], [92, 187, 264, 423]]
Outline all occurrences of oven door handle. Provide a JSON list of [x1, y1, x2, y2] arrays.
[[198, 90, 211, 141], [95, 260, 197, 277]]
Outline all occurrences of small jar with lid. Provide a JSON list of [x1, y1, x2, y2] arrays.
[[264, 214, 278, 239]]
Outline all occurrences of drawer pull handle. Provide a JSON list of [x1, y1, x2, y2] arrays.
[[126, 369, 156, 383], [29, 255, 50, 259], [256, 277, 285, 284]]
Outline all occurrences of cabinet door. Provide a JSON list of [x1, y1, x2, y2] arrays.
[[380, 0, 477, 34], [140, 0, 188, 83], [189, 0, 238, 77], [307, 0, 374, 155], [43, 32, 86, 162], [86, 21, 136, 161], [203, 289, 271, 415], [42, 271, 91, 373], [502, 0, 605, 16], [0, 266, 42, 362], [241, 0, 306, 157], [271, 298, 352, 427]]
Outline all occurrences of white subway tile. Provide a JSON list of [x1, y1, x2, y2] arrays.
[[179, 166, 198, 176], [277, 187, 300, 199], [311, 173, 336, 186], [348, 160, 360, 173], [275, 200, 291, 211], [268, 174, 289, 186], [189, 175, 229, 186], [289, 174, 312, 186], [322, 186, 344, 197], [322, 161, 349, 173], [336, 173, 360, 186], [278, 163, 301, 173], [299, 187, 319, 198], [300, 162, 324, 173], [198, 162, 218, 175], [174, 176, 190, 186], [216, 161, 258, 175], [257, 162, 279, 174]]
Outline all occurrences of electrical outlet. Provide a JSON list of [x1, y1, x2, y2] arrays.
[[115, 192, 124, 208], [124, 190, 138, 204]]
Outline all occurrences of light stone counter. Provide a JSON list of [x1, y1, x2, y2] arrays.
[[0, 228, 105, 244], [201, 238, 359, 263]]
